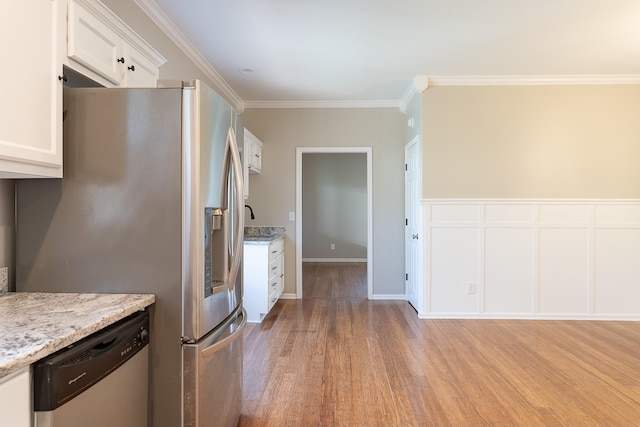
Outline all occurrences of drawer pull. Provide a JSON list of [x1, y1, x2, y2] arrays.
[[271, 250, 277, 253], [272, 266, 277, 270]]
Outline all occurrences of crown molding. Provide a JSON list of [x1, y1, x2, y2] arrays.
[[399, 76, 429, 113], [428, 74, 640, 86], [243, 100, 401, 109], [133, 0, 245, 112]]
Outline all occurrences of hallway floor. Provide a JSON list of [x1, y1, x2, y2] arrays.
[[238, 262, 640, 426]]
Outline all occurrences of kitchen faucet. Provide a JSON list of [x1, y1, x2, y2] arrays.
[[244, 204, 255, 220]]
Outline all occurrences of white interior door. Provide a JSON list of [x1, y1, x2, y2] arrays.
[[405, 136, 421, 312]]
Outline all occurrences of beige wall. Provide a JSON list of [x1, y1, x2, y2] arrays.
[[422, 85, 640, 198], [302, 153, 367, 260], [241, 108, 406, 296]]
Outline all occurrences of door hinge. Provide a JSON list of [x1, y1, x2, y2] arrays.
[[405, 218, 408, 226], [405, 163, 408, 171], [405, 273, 408, 280]]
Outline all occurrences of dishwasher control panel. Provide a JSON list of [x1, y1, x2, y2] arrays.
[[33, 311, 150, 411]]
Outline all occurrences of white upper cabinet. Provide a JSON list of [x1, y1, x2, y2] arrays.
[[122, 44, 160, 88], [65, 0, 165, 88], [0, 0, 165, 179], [67, 0, 124, 85], [0, 0, 63, 178], [244, 129, 263, 174], [243, 128, 264, 199]]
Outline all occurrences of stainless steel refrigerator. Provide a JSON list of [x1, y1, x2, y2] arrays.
[[16, 80, 246, 427]]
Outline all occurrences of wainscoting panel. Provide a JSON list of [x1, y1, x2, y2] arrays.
[[538, 228, 589, 314], [484, 227, 533, 313], [594, 229, 640, 315], [421, 200, 640, 320], [429, 227, 479, 313]]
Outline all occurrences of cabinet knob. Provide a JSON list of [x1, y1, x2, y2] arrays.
[[128, 65, 135, 72], [117, 57, 125, 63], [58, 75, 68, 82], [412, 234, 419, 240]]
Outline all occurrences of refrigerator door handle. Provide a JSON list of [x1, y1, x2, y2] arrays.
[[201, 308, 247, 358], [227, 126, 244, 293]]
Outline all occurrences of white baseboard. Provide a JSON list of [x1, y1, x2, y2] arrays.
[[418, 312, 640, 321], [279, 293, 298, 300], [302, 258, 367, 263], [371, 294, 407, 301]]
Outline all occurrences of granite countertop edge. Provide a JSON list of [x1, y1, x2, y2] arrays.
[[0, 292, 155, 379], [244, 234, 285, 245], [244, 226, 286, 245]]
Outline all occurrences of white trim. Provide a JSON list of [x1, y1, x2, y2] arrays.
[[418, 313, 640, 321], [133, 0, 244, 112], [302, 258, 367, 263], [428, 75, 640, 86], [296, 147, 373, 300], [244, 100, 400, 109], [279, 293, 297, 300], [399, 76, 429, 113], [371, 294, 407, 301], [423, 198, 640, 204], [399, 84, 416, 114]]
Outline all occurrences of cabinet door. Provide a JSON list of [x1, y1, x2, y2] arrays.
[[276, 253, 285, 296], [251, 142, 262, 172], [123, 45, 159, 88], [0, 0, 63, 178], [67, 0, 124, 85], [244, 129, 263, 173], [0, 367, 31, 427]]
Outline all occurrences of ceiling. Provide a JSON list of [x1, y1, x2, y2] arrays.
[[141, 0, 640, 108]]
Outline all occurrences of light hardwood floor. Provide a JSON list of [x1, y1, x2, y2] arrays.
[[239, 262, 640, 427]]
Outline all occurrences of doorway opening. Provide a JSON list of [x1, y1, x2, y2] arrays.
[[295, 147, 373, 299]]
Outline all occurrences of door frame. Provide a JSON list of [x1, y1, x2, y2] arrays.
[[295, 147, 373, 299]]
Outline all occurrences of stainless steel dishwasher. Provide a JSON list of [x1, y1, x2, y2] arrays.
[[32, 311, 150, 427]]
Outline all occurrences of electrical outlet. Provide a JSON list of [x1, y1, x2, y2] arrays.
[[288, 211, 295, 221], [466, 282, 476, 294], [330, 243, 335, 250]]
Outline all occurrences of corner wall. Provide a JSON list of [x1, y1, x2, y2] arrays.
[[421, 85, 640, 319]]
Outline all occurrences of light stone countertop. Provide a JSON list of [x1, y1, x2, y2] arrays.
[[0, 292, 155, 378], [244, 226, 285, 245]]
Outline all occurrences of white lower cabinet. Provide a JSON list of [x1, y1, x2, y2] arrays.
[[244, 239, 284, 322], [0, 367, 31, 427]]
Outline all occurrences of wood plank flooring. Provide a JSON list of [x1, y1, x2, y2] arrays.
[[239, 262, 640, 426]]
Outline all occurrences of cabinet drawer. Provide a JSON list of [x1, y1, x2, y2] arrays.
[[268, 287, 279, 310], [269, 258, 281, 280], [268, 239, 284, 264]]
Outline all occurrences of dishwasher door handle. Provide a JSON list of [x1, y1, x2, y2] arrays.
[[201, 308, 247, 358]]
